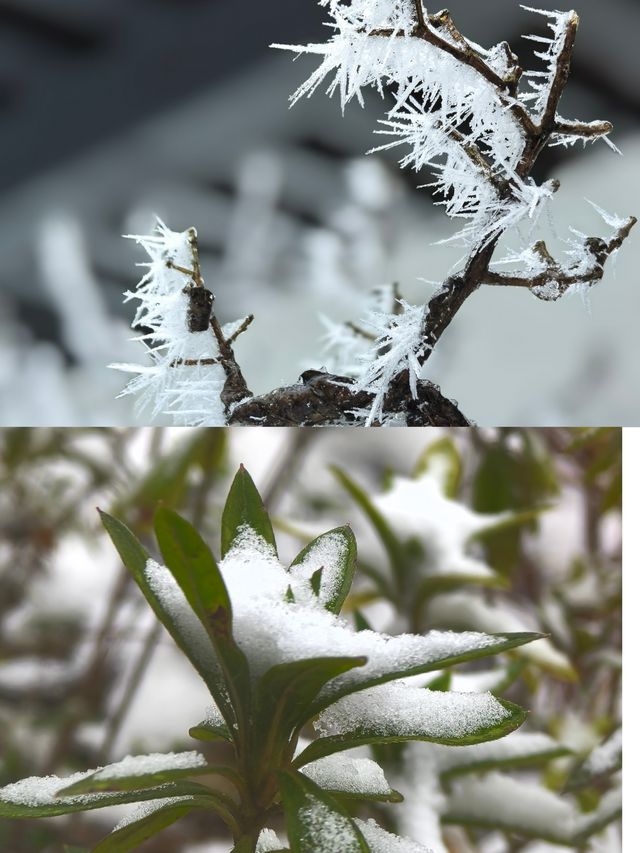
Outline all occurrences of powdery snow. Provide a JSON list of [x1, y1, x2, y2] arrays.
[[212, 526, 502, 688], [291, 529, 350, 608], [315, 683, 510, 740], [301, 754, 393, 797], [424, 591, 573, 676], [355, 817, 435, 852], [256, 828, 286, 852], [144, 558, 219, 675], [0, 769, 98, 806], [91, 751, 207, 782], [299, 798, 364, 852]]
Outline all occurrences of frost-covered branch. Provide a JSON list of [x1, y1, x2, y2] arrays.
[[110, 222, 253, 426], [485, 211, 637, 301], [111, 2, 635, 427]]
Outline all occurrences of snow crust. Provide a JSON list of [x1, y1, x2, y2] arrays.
[[315, 683, 509, 740], [302, 754, 393, 796]]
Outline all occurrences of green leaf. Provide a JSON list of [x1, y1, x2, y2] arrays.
[[307, 632, 544, 716], [189, 718, 233, 744], [0, 779, 214, 819], [99, 512, 226, 710], [91, 794, 229, 853], [279, 771, 370, 853], [58, 761, 229, 796], [295, 697, 527, 767], [290, 526, 357, 614], [413, 437, 462, 498], [154, 507, 251, 729], [255, 657, 366, 749], [331, 466, 405, 584], [221, 465, 276, 557], [425, 671, 451, 692], [353, 609, 372, 632]]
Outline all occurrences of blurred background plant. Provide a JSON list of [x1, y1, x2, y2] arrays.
[[0, 426, 621, 851], [0, 1, 638, 425]]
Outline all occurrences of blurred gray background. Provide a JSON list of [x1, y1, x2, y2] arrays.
[[0, 0, 638, 425]]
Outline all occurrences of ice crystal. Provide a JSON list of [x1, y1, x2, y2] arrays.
[[110, 220, 248, 426], [355, 298, 427, 425]]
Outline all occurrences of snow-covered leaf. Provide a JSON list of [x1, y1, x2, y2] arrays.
[[0, 773, 214, 819], [92, 794, 224, 853], [297, 685, 526, 765], [290, 526, 357, 614], [221, 465, 277, 557], [279, 770, 370, 853], [57, 751, 212, 795], [154, 506, 252, 729], [98, 511, 227, 709], [301, 754, 402, 803]]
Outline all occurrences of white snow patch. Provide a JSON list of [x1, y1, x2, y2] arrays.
[[315, 683, 510, 740], [302, 754, 393, 797]]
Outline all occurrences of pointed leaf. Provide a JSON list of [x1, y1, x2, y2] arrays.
[[154, 507, 251, 728], [189, 718, 232, 744], [0, 778, 214, 819], [279, 771, 370, 853], [91, 794, 230, 853], [290, 526, 357, 614], [99, 511, 227, 712], [296, 694, 527, 767], [58, 753, 231, 796], [221, 466, 276, 557], [308, 631, 545, 716]]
